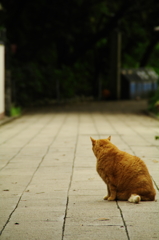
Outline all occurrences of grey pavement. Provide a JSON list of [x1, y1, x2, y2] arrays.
[[0, 100, 159, 240]]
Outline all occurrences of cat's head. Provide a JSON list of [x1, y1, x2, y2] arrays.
[[90, 136, 111, 156]]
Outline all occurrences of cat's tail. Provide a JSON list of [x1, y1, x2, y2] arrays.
[[128, 194, 141, 204]]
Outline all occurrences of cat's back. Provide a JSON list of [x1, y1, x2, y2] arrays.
[[118, 150, 147, 168], [96, 139, 152, 180], [114, 149, 154, 189]]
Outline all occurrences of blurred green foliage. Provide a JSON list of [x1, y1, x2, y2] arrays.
[[10, 106, 21, 117], [1, 0, 159, 105], [148, 87, 159, 115]]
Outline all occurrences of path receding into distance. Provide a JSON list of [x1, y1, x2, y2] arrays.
[[0, 101, 159, 240]]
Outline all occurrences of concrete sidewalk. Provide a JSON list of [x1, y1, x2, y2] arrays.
[[0, 100, 159, 240]]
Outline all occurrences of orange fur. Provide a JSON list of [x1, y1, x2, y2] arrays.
[[90, 136, 156, 203]]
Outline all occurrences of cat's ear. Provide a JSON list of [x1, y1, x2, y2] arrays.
[[108, 136, 111, 141], [90, 137, 96, 145]]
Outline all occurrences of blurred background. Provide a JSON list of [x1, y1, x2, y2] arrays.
[[0, 0, 159, 116]]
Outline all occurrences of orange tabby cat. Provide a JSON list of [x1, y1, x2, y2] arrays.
[[90, 136, 156, 203]]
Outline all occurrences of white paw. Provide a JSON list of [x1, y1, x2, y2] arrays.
[[128, 194, 141, 203]]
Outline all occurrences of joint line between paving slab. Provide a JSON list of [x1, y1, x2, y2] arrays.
[[61, 114, 80, 240], [116, 201, 130, 240], [153, 179, 159, 191], [91, 113, 101, 139], [115, 114, 159, 191], [93, 113, 130, 240], [0, 114, 57, 172], [101, 112, 136, 155], [0, 114, 67, 236], [0, 114, 44, 145], [117, 114, 159, 151]]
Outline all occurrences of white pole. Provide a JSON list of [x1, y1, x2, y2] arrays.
[[0, 43, 5, 119]]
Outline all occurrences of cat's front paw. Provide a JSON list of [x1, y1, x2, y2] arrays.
[[103, 195, 109, 200], [108, 196, 115, 201]]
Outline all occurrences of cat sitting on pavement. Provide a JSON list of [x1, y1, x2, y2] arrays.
[[90, 136, 156, 204]]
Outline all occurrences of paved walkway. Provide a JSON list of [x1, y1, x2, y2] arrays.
[[0, 100, 159, 240]]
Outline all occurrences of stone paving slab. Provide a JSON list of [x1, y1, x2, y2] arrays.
[[0, 100, 159, 240]]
